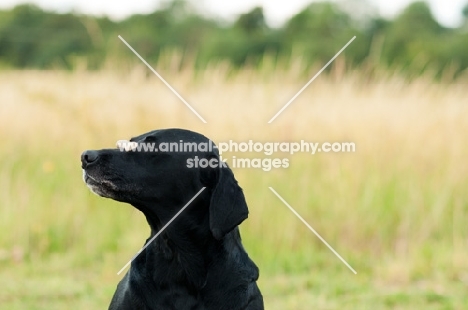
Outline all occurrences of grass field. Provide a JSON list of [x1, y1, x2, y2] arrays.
[[0, 64, 467, 309]]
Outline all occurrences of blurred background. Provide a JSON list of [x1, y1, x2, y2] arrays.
[[0, 0, 467, 309]]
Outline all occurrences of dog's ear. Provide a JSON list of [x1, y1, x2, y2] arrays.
[[209, 166, 249, 240]]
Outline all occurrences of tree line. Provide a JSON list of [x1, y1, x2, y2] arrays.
[[0, 1, 467, 77]]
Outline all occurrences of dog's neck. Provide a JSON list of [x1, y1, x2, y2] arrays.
[[129, 200, 216, 290]]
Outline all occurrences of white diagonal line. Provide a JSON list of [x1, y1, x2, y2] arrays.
[[268, 187, 357, 274], [268, 36, 356, 123], [118, 35, 207, 124], [117, 187, 206, 275]]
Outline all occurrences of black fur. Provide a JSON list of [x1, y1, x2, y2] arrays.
[[81, 128, 264, 310]]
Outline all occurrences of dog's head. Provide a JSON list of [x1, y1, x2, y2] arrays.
[[81, 128, 248, 240]]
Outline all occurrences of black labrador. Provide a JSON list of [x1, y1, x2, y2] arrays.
[[81, 128, 263, 310]]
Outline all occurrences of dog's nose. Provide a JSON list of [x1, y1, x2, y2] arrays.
[[81, 150, 99, 166]]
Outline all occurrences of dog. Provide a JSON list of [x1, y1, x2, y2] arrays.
[[81, 128, 264, 309]]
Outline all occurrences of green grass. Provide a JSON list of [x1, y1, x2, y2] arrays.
[[0, 69, 467, 309]]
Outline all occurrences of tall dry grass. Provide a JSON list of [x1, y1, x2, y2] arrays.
[[0, 62, 467, 309]]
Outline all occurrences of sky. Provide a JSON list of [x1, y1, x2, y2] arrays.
[[0, 0, 466, 28]]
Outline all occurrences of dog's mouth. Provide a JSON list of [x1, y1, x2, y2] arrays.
[[83, 169, 100, 185], [83, 170, 117, 198]]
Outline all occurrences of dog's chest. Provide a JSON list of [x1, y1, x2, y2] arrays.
[[158, 287, 206, 310]]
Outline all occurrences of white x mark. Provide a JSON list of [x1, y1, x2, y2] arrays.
[[118, 35, 207, 123], [268, 36, 356, 123], [269, 187, 357, 274], [117, 187, 206, 275]]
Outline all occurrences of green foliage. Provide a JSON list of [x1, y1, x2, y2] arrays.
[[282, 2, 363, 65], [234, 6, 266, 34], [198, 7, 282, 68], [382, 2, 445, 71], [0, 0, 467, 76], [0, 4, 94, 68]]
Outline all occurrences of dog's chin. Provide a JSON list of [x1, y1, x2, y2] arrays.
[[82, 170, 116, 199]]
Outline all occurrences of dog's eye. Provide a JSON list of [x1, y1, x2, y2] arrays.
[[143, 135, 157, 143]]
